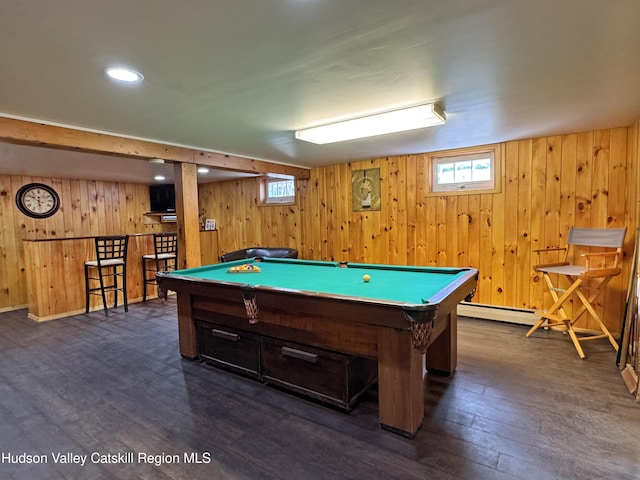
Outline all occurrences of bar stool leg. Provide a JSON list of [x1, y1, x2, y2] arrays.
[[84, 264, 90, 313], [112, 266, 119, 309], [98, 267, 109, 316], [142, 258, 148, 302], [122, 264, 128, 312]]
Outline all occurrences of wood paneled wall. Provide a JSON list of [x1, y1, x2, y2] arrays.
[[0, 174, 168, 311], [199, 230, 220, 265], [2, 122, 638, 334], [198, 179, 301, 259], [199, 126, 639, 334]]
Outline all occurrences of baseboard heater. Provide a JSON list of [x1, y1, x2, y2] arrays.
[[457, 303, 617, 336], [457, 302, 537, 326]]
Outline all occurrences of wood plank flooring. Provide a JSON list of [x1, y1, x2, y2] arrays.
[[0, 298, 638, 479]]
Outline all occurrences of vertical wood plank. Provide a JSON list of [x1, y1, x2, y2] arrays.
[[503, 142, 519, 307], [604, 127, 628, 330], [455, 193, 470, 268], [467, 193, 481, 298], [478, 194, 493, 305], [337, 163, 351, 261], [405, 155, 419, 265], [529, 138, 547, 310], [516, 140, 533, 309], [591, 130, 611, 227], [490, 144, 506, 307]]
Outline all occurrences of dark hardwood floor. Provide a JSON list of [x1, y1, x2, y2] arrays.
[[0, 298, 638, 480]]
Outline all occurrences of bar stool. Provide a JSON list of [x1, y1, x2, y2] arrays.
[[142, 232, 178, 301], [84, 235, 129, 316]]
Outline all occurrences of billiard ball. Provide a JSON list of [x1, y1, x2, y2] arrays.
[[363, 274, 371, 282]]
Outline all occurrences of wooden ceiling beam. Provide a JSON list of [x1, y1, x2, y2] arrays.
[[0, 116, 310, 179], [195, 150, 309, 178]]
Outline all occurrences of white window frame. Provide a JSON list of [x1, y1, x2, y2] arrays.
[[428, 144, 501, 195], [259, 176, 296, 206]]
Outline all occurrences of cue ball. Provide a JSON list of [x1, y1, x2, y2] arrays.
[[363, 274, 371, 282]]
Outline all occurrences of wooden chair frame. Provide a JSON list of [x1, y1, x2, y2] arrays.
[[526, 227, 626, 358], [142, 232, 178, 301], [84, 235, 129, 316]]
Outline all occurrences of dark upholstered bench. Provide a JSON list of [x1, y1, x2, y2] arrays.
[[219, 247, 298, 263]]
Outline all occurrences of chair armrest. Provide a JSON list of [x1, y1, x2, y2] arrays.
[[219, 249, 250, 263], [580, 251, 620, 271], [580, 251, 619, 257], [533, 247, 567, 262], [533, 247, 567, 253], [533, 247, 568, 268]]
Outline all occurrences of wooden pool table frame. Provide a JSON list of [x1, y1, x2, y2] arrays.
[[158, 262, 477, 438]]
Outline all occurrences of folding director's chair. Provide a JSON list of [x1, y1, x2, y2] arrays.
[[526, 227, 626, 358]]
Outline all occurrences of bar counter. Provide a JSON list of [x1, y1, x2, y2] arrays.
[[23, 231, 218, 321]]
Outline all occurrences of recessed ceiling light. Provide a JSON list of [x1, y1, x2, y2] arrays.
[[105, 66, 144, 83], [197, 167, 210, 174], [154, 175, 166, 181]]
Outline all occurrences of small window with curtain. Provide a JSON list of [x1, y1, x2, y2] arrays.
[[428, 144, 501, 195], [259, 176, 296, 205]]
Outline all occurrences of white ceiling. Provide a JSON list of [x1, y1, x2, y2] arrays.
[[1, 0, 639, 184]]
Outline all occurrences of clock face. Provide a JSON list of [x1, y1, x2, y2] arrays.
[[16, 183, 60, 218]]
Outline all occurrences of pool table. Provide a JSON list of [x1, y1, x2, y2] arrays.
[[158, 258, 477, 438]]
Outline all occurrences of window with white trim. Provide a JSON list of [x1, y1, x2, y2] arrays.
[[259, 176, 296, 205], [429, 145, 500, 194]]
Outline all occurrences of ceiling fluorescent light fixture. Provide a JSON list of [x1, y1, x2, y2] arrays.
[[295, 103, 445, 144]]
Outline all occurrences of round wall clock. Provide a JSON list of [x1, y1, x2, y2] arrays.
[[15, 183, 60, 218]]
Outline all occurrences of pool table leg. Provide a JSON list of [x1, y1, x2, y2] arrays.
[[177, 293, 198, 360], [426, 310, 457, 375], [377, 329, 424, 438]]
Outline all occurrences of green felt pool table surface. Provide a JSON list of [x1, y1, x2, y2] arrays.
[[171, 257, 475, 306]]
